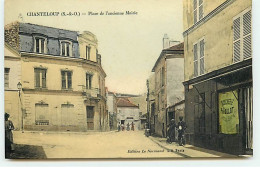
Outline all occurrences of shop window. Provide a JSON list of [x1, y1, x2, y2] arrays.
[[233, 8, 252, 62], [61, 70, 72, 89], [193, 0, 203, 24], [34, 68, 47, 88], [4, 68, 10, 88]]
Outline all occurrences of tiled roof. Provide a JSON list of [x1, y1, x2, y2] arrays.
[[117, 98, 139, 107], [164, 42, 184, 51]]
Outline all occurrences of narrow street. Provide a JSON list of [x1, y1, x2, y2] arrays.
[[10, 130, 235, 159]]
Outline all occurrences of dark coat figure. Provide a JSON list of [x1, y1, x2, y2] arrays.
[[177, 117, 187, 145], [131, 122, 135, 131], [5, 113, 14, 158], [162, 123, 165, 138], [167, 119, 176, 142], [121, 124, 125, 131], [118, 123, 121, 132], [126, 123, 130, 131]]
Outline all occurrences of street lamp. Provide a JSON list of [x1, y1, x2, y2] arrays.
[[17, 82, 23, 133]]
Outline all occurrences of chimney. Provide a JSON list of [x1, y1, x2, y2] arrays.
[[163, 34, 169, 49]]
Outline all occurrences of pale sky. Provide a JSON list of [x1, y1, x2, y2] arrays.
[[5, 0, 183, 95]]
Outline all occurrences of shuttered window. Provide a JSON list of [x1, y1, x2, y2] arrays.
[[194, 38, 205, 77], [61, 71, 72, 89], [194, 0, 203, 24], [86, 73, 93, 89], [34, 68, 47, 88], [233, 9, 252, 62], [4, 68, 10, 88]]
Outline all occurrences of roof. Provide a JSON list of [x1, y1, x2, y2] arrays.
[[152, 42, 184, 72], [117, 98, 139, 108], [164, 42, 184, 51]]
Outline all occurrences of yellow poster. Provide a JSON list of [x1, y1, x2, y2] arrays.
[[219, 90, 239, 134]]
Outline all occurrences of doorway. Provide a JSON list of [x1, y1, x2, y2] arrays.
[[86, 106, 94, 130]]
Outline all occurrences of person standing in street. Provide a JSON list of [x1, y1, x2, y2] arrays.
[[177, 116, 187, 146], [167, 119, 176, 143], [5, 112, 14, 158], [117, 122, 121, 132], [162, 123, 165, 138], [131, 122, 135, 131], [126, 122, 130, 131]]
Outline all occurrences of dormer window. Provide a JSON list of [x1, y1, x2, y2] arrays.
[[34, 36, 47, 54], [60, 41, 72, 57]]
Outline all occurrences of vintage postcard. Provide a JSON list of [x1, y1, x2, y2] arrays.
[[3, 0, 253, 159]]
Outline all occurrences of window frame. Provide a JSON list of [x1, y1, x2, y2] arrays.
[[33, 36, 47, 54], [61, 70, 73, 90], [193, 37, 205, 78], [60, 40, 73, 57], [86, 73, 93, 89], [4, 68, 10, 89], [86, 45, 91, 60], [193, 0, 204, 24], [34, 68, 47, 89]]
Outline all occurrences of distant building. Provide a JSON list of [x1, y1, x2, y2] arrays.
[[107, 91, 118, 130], [151, 42, 184, 137], [183, 0, 252, 155], [116, 97, 141, 130], [4, 22, 108, 132]]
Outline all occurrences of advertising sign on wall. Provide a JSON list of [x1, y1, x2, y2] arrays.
[[219, 90, 239, 134]]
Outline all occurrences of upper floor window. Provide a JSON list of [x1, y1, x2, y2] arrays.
[[4, 68, 10, 88], [86, 46, 91, 60], [34, 68, 47, 88], [194, 0, 204, 24], [194, 39, 205, 77], [161, 67, 165, 87], [34, 37, 46, 54], [61, 70, 72, 89], [86, 73, 93, 89], [60, 41, 72, 57], [233, 9, 252, 63]]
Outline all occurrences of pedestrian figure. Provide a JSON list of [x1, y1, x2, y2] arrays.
[[167, 119, 176, 143], [131, 122, 135, 131], [177, 116, 187, 146], [121, 124, 125, 131], [5, 113, 14, 158], [117, 123, 121, 132], [126, 123, 130, 131]]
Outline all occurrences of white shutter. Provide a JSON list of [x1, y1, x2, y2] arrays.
[[199, 0, 203, 20], [243, 10, 252, 59], [194, 43, 198, 77], [233, 17, 241, 62], [200, 39, 205, 75], [194, 0, 197, 24]]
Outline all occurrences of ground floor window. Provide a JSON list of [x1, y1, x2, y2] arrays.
[[86, 106, 94, 130], [35, 103, 49, 125], [218, 90, 239, 134], [61, 104, 75, 126]]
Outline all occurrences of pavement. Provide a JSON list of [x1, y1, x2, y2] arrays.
[[8, 130, 239, 159]]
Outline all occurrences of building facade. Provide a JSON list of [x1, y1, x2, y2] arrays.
[[4, 22, 108, 132], [116, 97, 141, 130], [152, 42, 184, 137], [183, 0, 252, 155]]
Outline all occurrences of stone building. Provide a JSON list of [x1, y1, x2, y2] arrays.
[[151, 42, 184, 137], [183, 0, 252, 155], [107, 91, 118, 130], [116, 97, 141, 130], [4, 22, 108, 132]]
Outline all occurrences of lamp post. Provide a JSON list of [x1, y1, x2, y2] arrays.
[[17, 82, 23, 133]]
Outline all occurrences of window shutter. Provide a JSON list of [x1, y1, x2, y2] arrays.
[[243, 10, 252, 59], [194, 43, 198, 77], [67, 72, 72, 89], [199, 0, 203, 20], [61, 71, 66, 89], [35, 69, 40, 87], [193, 0, 197, 24], [233, 17, 241, 62], [199, 40, 205, 75], [41, 39, 44, 53], [42, 69, 46, 88]]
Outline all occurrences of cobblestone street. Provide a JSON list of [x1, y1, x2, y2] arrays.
[[9, 130, 236, 159]]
